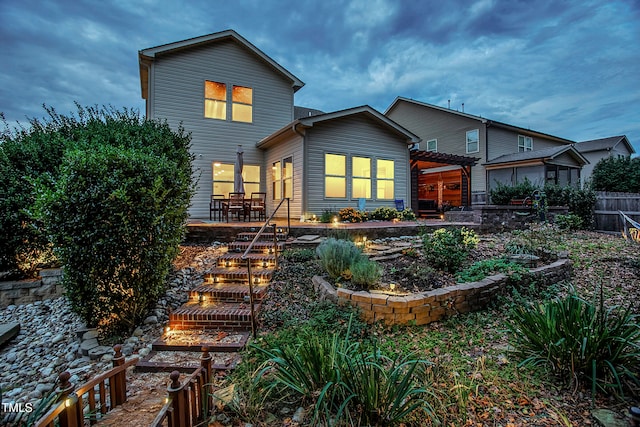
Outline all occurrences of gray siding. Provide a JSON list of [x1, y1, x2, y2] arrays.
[[263, 135, 304, 218], [304, 114, 410, 215], [387, 102, 487, 193], [148, 39, 295, 218], [487, 127, 567, 161]]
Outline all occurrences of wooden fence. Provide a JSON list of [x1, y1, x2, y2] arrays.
[[594, 191, 640, 232], [34, 345, 138, 427]]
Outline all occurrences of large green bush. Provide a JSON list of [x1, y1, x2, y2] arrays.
[[489, 178, 538, 205], [315, 238, 362, 280], [422, 227, 479, 272], [543, 183, 596, 229], [591, 156, 640, 193], [33, 143, 192, 336]]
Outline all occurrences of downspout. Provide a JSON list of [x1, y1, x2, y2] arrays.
[[484, 121, 490, 204], [292, 123, 306, 218]]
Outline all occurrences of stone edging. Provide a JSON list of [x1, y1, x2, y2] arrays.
[[313, 258, 572, 326], [0, 268, 64, 308]]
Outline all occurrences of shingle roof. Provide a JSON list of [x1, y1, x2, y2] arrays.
[[485, 145, 588, 166], [574, 135, 635, 154]]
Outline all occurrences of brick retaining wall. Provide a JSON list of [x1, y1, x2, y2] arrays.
[[0, 268, 64, 308], [313, 258, 572, 326]]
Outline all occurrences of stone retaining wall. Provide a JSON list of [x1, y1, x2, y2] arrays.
[[477, 205, 569, 233], [313, 258, 572, 326], [0, 268, 64, 308]]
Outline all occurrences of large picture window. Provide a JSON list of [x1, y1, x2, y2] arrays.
[[466, 129, 479, 153], [352, 156, 371, 199], [325, 154, 346, 198], [376, 159, 394, 200]]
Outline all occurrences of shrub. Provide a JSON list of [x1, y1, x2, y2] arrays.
[[315, 238, 362, 280], [543, 183, 596, 229], [591, 156, 640, 193], [422, 227, 479, 272], [280, 248, 316, 263], [339, 207, 366, 223], [554, 213, 583, 230], [400, 208, 417, 221], [505, 222, 564, 261], [33, 143, 193, 337], [371, 206, 400, 221], [489, 178, 538, 205], [319, 209, 339, 223], [456, 258, 528, 283], [508, 290, 640, 397], [350, 258, 382, 289]]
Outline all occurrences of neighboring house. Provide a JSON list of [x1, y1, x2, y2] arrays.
[[386, 97, 587, 204], [574, 135, 635, 183], [139, 30, 417, 219]]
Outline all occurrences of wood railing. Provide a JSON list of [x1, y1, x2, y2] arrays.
[[34, 344, 138, 427], [149, 348, 214, 427]]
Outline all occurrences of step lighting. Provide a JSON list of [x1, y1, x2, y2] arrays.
[[254, 277, 261, 284], [213, 275, 219, 283], [225, 260, 231, 267], [389, 283, 396, 290], [262, 261, 268, 268]]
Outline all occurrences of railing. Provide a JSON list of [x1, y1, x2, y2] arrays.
[[149, 348, 214, 427], [34, 345, 138, 427], [241, 197, 290, 338]]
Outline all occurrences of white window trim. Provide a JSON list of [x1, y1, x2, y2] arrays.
[[272, 156, 293, 201], [466, 129, 480, 154], [518, 135, 533, 152], [426, 139, 437, 152]]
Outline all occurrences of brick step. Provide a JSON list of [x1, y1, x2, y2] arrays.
[[151, 331, 250, 352], [135, 352, 240, 373], [188, 283, 268, 303], [169, 302, 258, 331], [227, 241, 286, 254], [235, 232, 288, 242], [203, 267, 273, 285], [217, 253, 276, 268]]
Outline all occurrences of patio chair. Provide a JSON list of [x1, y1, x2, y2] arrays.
[[248, 192, 266, 221], [224, 192, 247, 222], [209, 194, 225, 221]]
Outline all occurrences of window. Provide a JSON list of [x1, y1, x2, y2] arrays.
[[376, 159, 394, 200], [213, 162, 260, 197], [518, 135, 533, 152], [352, 156, 371, 199], [272, 157, 293, 200], [325, 154, 346, 198], [232, 86, 253, 123], [204, 81, 226, 120], [466, 129, 479, 153], [204, 81, 253, 123], [426, 139, 437, 152]]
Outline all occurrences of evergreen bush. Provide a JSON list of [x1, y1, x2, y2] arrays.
[[371, 206, 400, 221], [591, 156, 640, 193], [315, 238, 362, 280], [350, 258, 382, 289], [422, 227, 479, 272]]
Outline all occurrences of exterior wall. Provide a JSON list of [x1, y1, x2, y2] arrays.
[[147, 39, 295, 218], [386, 102, 487, 195], [580, 151, 603, 182], [486, 127, 567, 161], [487, 165, 545, 191], [304, 115, 411, 216], [263, 134, 304, 218]]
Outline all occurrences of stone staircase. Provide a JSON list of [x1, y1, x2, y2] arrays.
[[136, 228, 287, 373]]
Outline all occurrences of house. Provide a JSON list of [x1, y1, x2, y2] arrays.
[[574, 135, 635, 183], [385, 97, 588, 205], [139, 30, 418, 219]]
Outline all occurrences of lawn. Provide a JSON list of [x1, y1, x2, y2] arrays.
[[214, 227, 640, 427]]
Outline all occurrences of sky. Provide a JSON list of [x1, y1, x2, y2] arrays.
[[1, 0, 639, 153]]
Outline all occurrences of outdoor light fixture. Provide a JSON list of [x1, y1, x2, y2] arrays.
[[213, 275, 219, 283], [389, 283, 396, 290], [225, 260, 230, 267], [65, 396, 77, 408], [198, 292, 204, 304], [262, 261, 268, 268], [165, 326, 171, 333], [312, 214, 317, 221], [254, 277, 260, 284]]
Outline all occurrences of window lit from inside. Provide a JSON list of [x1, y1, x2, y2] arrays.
[[466, 129, 479, 153], [204, 81, 226, 120], [325, 154, 346, 198], [232, 86, 253, 123], [352, 156, 371, 199], [272, 157, 293, 200], [518, 135, 533, 152], [376, 159, 394, 200], [213, 162, 260, 197]]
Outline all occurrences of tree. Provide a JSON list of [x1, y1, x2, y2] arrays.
[[591, 156, 640, 193]]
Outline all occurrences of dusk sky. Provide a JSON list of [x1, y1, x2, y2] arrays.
[[1, 0, 639, 153]]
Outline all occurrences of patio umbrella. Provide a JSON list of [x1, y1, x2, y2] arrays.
[[234, 145, 245, 194]]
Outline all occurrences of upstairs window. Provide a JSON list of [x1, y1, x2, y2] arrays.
[[466, 129, 479, 153], [426, 139, 437, 152], [204, 81, 253, 123], [518, 135, 533, 152], [232, 86, 253, 123], [204, 81, 227, 120]]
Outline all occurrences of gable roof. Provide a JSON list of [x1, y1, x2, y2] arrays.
[[484, 145, 588, 167], [138, 29, 304, 99], [257, 105, 421, 148], [385, 96, 575, 145], [574, 135, 635, 154]]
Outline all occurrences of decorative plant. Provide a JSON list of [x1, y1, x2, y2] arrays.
[[339, 207, 367, 223], [315, 238, 362, 280], [350, 258, 382, 289], [371, 206, 400, 221], [422, 227, 479, 272], [400, 208, 417, 221], [456, 258, 528, 283]]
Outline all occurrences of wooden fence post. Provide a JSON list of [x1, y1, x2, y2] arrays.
[[56, 371, 79, 427], [168, 370, 188, 427], [111, 344, 127, 406]]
